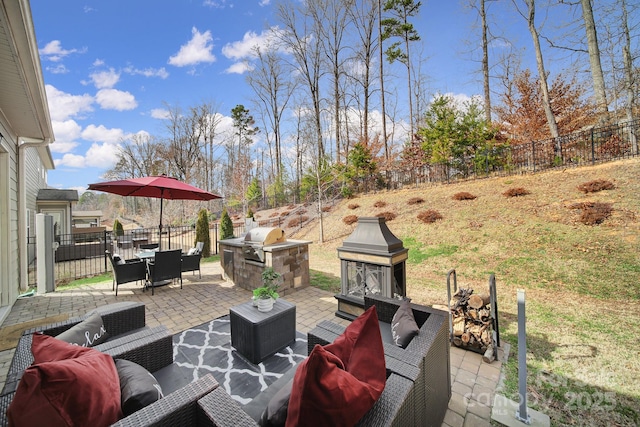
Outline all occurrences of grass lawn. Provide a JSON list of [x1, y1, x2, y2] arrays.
[[291, 158, 640, 426]]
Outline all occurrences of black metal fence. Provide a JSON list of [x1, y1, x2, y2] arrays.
[[28, 223, 248, 286], [386, 119, 639, 188]]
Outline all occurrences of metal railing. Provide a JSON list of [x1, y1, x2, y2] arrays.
[[386, 119, 639, 188], [28, 223, 248, 286]]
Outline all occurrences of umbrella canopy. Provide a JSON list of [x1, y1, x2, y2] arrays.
[[88, 176, 221, 245]]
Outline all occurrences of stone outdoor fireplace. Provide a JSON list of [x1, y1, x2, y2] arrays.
[[335, 217, 408, 320], [219, 227, 311, 296]]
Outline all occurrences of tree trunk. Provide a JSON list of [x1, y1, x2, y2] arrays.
[[526, 0, 559, 139], [378, 0, 389, 168], [621, 0, 638, 154], [481, 0, 492, 123], [580, 0, 609, 122]]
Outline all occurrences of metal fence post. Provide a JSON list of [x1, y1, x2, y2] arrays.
[[516, 289, 531, 424]]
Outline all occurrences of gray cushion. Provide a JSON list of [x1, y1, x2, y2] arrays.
[[259, 378, 293, 427], [56, 312, 109, 347], [390, 299, 419, 348], [115, 359, 164, 416]]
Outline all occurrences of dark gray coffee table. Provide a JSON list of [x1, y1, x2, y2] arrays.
[[229, 298, 296, 364]]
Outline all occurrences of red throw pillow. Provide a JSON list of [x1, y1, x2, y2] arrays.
[[32, 332, 94, 363], [7, 334, 122, 427], [286, 306, 386, 427]]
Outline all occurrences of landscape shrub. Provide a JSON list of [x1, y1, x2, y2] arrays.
[[280, 210, 290, 217], [373, 200, 387, 208], [112, 219, 124, 236], [287, 215, 309, 228], [407, 197, 425, 205], [220, 208, 234, 239], [577, 179, 615, 193], [376, 211, 397, 221], [503, 187, 530, 197], [347, 203, 360, 210], [570, 202, 613, 225], [269, 212, 279, 218], [417, 210, 443, 224], [343, 215, 358, 225], [452, 192, 476, 201], [321, 206, 331, 212], [195, 208, 211, 257], [298, 209, 307, 215]]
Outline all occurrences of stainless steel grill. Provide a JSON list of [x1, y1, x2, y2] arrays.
[[243, 227, 286, 263]]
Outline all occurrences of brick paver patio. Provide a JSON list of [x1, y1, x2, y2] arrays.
[[0, 262, 505, 426]]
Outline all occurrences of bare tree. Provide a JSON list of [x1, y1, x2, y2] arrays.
[[620, 0, 638, 154], [579, 0, 609, 121], [276, 1, 326, 159], [349, 0, 379, 147], [248, 42, 295, 180], [514, 0, 559, 139], [309, 0, 353, 163]]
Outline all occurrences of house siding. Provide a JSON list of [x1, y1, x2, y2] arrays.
[[0, 123, 20, 307]]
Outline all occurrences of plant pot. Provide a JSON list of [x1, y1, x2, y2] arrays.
[[257, 297, 274, 312], [252, 296, 258, 306]]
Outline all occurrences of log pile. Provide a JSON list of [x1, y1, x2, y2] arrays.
[[450, 287, 494, 359]]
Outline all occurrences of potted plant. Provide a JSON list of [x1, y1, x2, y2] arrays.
[[253, 267, 281, 312]]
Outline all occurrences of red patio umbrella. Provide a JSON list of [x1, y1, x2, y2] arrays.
[[88, 176, 221, 247]]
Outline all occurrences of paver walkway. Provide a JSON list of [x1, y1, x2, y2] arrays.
[[0, 262, 506, 426]]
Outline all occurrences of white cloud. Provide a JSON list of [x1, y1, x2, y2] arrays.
[[225, 61, 254, 75], [93, 59, 105, 67], [259, 0, 270, 5], [55, 153, 86, 168], [46, 64, 69, 74], [50, 120, 82, 152], [49, 140, 79, 153], [124, 66, 169, 79], [81, 124, 127, 144], [90, 68, 120, 89], [221, 27, 285, 60], [168, 27, 216, 67], [84, 142, 121, 168], [95, 88, 137, 110], [39, 40, 86, 62], [150, 108, 170, 119], [45, 85, 94, 121], [203, 0, 232, 8]]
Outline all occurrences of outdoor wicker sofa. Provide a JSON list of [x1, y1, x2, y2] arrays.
[[0, 302, 172, 405], [307, 294, 452, 427]]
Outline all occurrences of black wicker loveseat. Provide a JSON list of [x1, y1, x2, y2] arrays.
[[307, 294, 452, 427], [0, 302, 245, 427]]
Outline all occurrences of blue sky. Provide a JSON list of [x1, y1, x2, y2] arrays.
[[31, 0, 573, 192]]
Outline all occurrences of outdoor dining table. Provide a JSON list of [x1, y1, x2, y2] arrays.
[[135, 250, 158, 260]]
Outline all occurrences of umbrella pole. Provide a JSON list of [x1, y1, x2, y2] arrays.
[[159, 196, 163, 251]]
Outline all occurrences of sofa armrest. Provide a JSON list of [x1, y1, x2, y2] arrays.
[[103, 326, 174, 373], [111, 374, 219, 427], [197, 387, 258, 427]]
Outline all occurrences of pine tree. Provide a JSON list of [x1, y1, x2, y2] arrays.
[[220, 208, 234, 240], [195, 208, 211, 257]]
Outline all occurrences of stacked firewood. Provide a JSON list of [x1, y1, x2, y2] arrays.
[[450, 288, 495, 360]]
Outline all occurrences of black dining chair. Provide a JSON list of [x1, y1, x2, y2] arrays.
[[146, 249, 183, 295]]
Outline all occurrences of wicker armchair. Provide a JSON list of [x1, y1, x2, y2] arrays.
[[181, 242, 203, 278], [146, 249, 183, 295], [0, 302, 176, 426], [107, 250, 147, 295], [307, 294, 451, 427]]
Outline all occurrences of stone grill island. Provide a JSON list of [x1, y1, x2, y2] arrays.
[[336, 217, 408, 320], [218, 227, 311, 296]]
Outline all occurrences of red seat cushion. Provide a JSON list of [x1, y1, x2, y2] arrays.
[[7, 334, 122, 427], [286, 306, 386, 427]]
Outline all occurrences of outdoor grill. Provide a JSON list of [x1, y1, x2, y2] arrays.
[[243, 227, 286, 263]]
